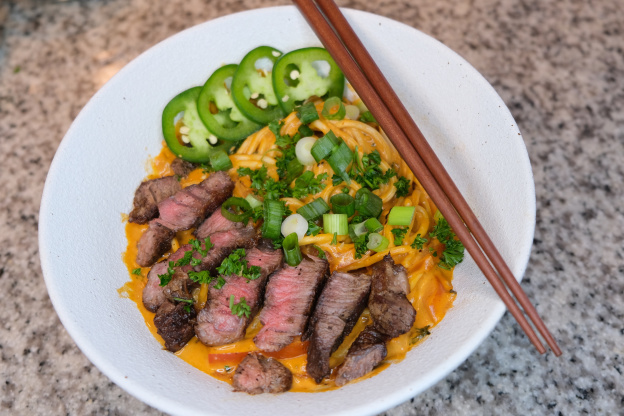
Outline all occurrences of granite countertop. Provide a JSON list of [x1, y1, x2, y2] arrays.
[[1, 0, 622, 414]]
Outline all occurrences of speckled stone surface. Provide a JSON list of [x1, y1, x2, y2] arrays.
[[0, 0, 622, 414]]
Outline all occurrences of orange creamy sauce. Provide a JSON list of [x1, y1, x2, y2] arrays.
[[120, 146, 456, 392]]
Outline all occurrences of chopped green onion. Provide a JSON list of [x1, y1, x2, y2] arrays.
[[245, 194, 262, 210], [209, 149, 233, 171], [359, 111, 377, 123], [313, 245, 326, 259], [283, 157, 304, 184], [262, 199, 284, 240], [221, 197, 252, 222], [298, 124, 314, 137], [327, 141, 352, 184], [295, 136, 317, 166], [297, 102, 320, 124], [311, 131, 340, 162], [348, 220, 368, 241], [367, 233, 389, 252], [354, 188, 383, 218], [297, 198, 330, 221], [283, 232, 303, 266], [323, 213, 348, 236], [364, 218, 384, 233], [388, 206, 416, 226], [330, 193, 355, 216], [321, 97, 346, 120]]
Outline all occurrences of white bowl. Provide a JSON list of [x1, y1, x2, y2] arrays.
[[39, 6, 535, 416]]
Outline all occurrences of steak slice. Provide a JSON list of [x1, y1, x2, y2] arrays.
[[369, 254, 416, 338], [334, 326, 389, 386], [195, 243, 283, 346], [157, 171, 233, 232], [170, 158, 196, 178], [232, 353, 292, 394], [129, 176, 181, 224], [305, 271, 372, 383], [136, 221, 175, 267], [195, 207, 244, 240], [194, 226, 260, 273], [254, 256, 328, 352], [135, 172, 234, 267], [154, 300, 197, 352]]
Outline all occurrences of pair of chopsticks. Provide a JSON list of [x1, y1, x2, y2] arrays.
[[293, 0, 561, 356]]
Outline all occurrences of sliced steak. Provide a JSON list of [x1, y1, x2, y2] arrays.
[[369, 254, 416, 338], [171, 158, 197, 178], [136, 172, 234, 267], [335, 326, 389, 386], [129, 176, 181, 224], [163, 269, 199, 303], [136, 221, 175, 267], [195, 225, 260, 273], [142, 244, 196, 312], [254, 256, 328, 352], [305, 271, 372, 383], [232, 352, 292, 394], [157, 171, 233, 232], [154, 300, 197, 352], [196, 244, 283, 346], [195, 207, 243, 240]]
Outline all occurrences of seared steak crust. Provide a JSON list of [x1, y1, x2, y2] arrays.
[[154, 300, 197, 352], [195, 245, 283, 346], [254, 256, 328, 352], [232, 353, 292, 394], [194, 207, 243, 240], [136, 172, 234, 267], [129, 176, 181, 224], [335, 326, 389, 386], [170, 158, 196, 178], [305, 271, 372, 383], [369, 254, 416, 338], [136, 221, 175, 267]]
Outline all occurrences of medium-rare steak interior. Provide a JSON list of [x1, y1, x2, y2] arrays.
[[232, 353, 293, 394]]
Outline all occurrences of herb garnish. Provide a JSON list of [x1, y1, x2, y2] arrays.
[[350, 150, 396, 191], [411, 234, 428, 250], [172, 297, 194, 313], [313, 245, 327, 259], [331, 232, 338, 245], [158, 262, 175, 286], [359, 111, 377, 123], [188, 270, 212, 284], [229, 295, 251, 318], [353, 234, 369, 259], [429, 217, 465, 269], [217, 249, 262, 281], [410, 326, 431, 344], [214, 276, 226, 290], [391, 227, 408, 245], [394, 176, 412, 198], [131, 268, 142, 276], [307, 220, 322, 236]]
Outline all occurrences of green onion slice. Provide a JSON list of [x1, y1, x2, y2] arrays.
[[262, 199, 284, 240], [330, 193, 355, 216], [245, 194, 262, 209], [311, 131, 340, 162], [355, 188, 383, 218], [321, 97, 346, 120], [348, 220, 368, 241], [388, 206, 416, 226], [283, 232, 303, 266], [327, 141, 352, 184], [284, 157, 304, 184], [298, 124, 315, 137], [367, 233, 389, 252], [209, 149, 233, 171], [221, 197, 252, 222], [297, 102, 320, 124], [364, 217, 384, 233], [323, 213, 348, 236], [297, 198, 330, 221]]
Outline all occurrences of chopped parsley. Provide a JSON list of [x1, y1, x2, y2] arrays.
[[172, 297, 194, 313], [391, 227, 408, 245], [238, 166, 327, 200], [217, 249, 262, 281], [131, 268, 142, 276], [188, 270, 212, 284], [394, 176, 411, 198], [313, 245, 327, 259], [224, 365, 232, 372], [307, 220, 322, 236], [411, 234, 428, 250], [213, 276, 226, 290], [229, 295, 251, 318], [350, 150, 396, 191], [410, 326, 431, 344], [190, 237, 213, 257], [429, 218, 465, 269], [292, 171, 328, 199], [157, 261, 175, 286], [173, 250, 193, 267], [353, 234, 369, 259]]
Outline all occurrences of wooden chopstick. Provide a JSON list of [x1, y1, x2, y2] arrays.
[[293, 0, 561, 355], [313, 0, 561, 357]]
